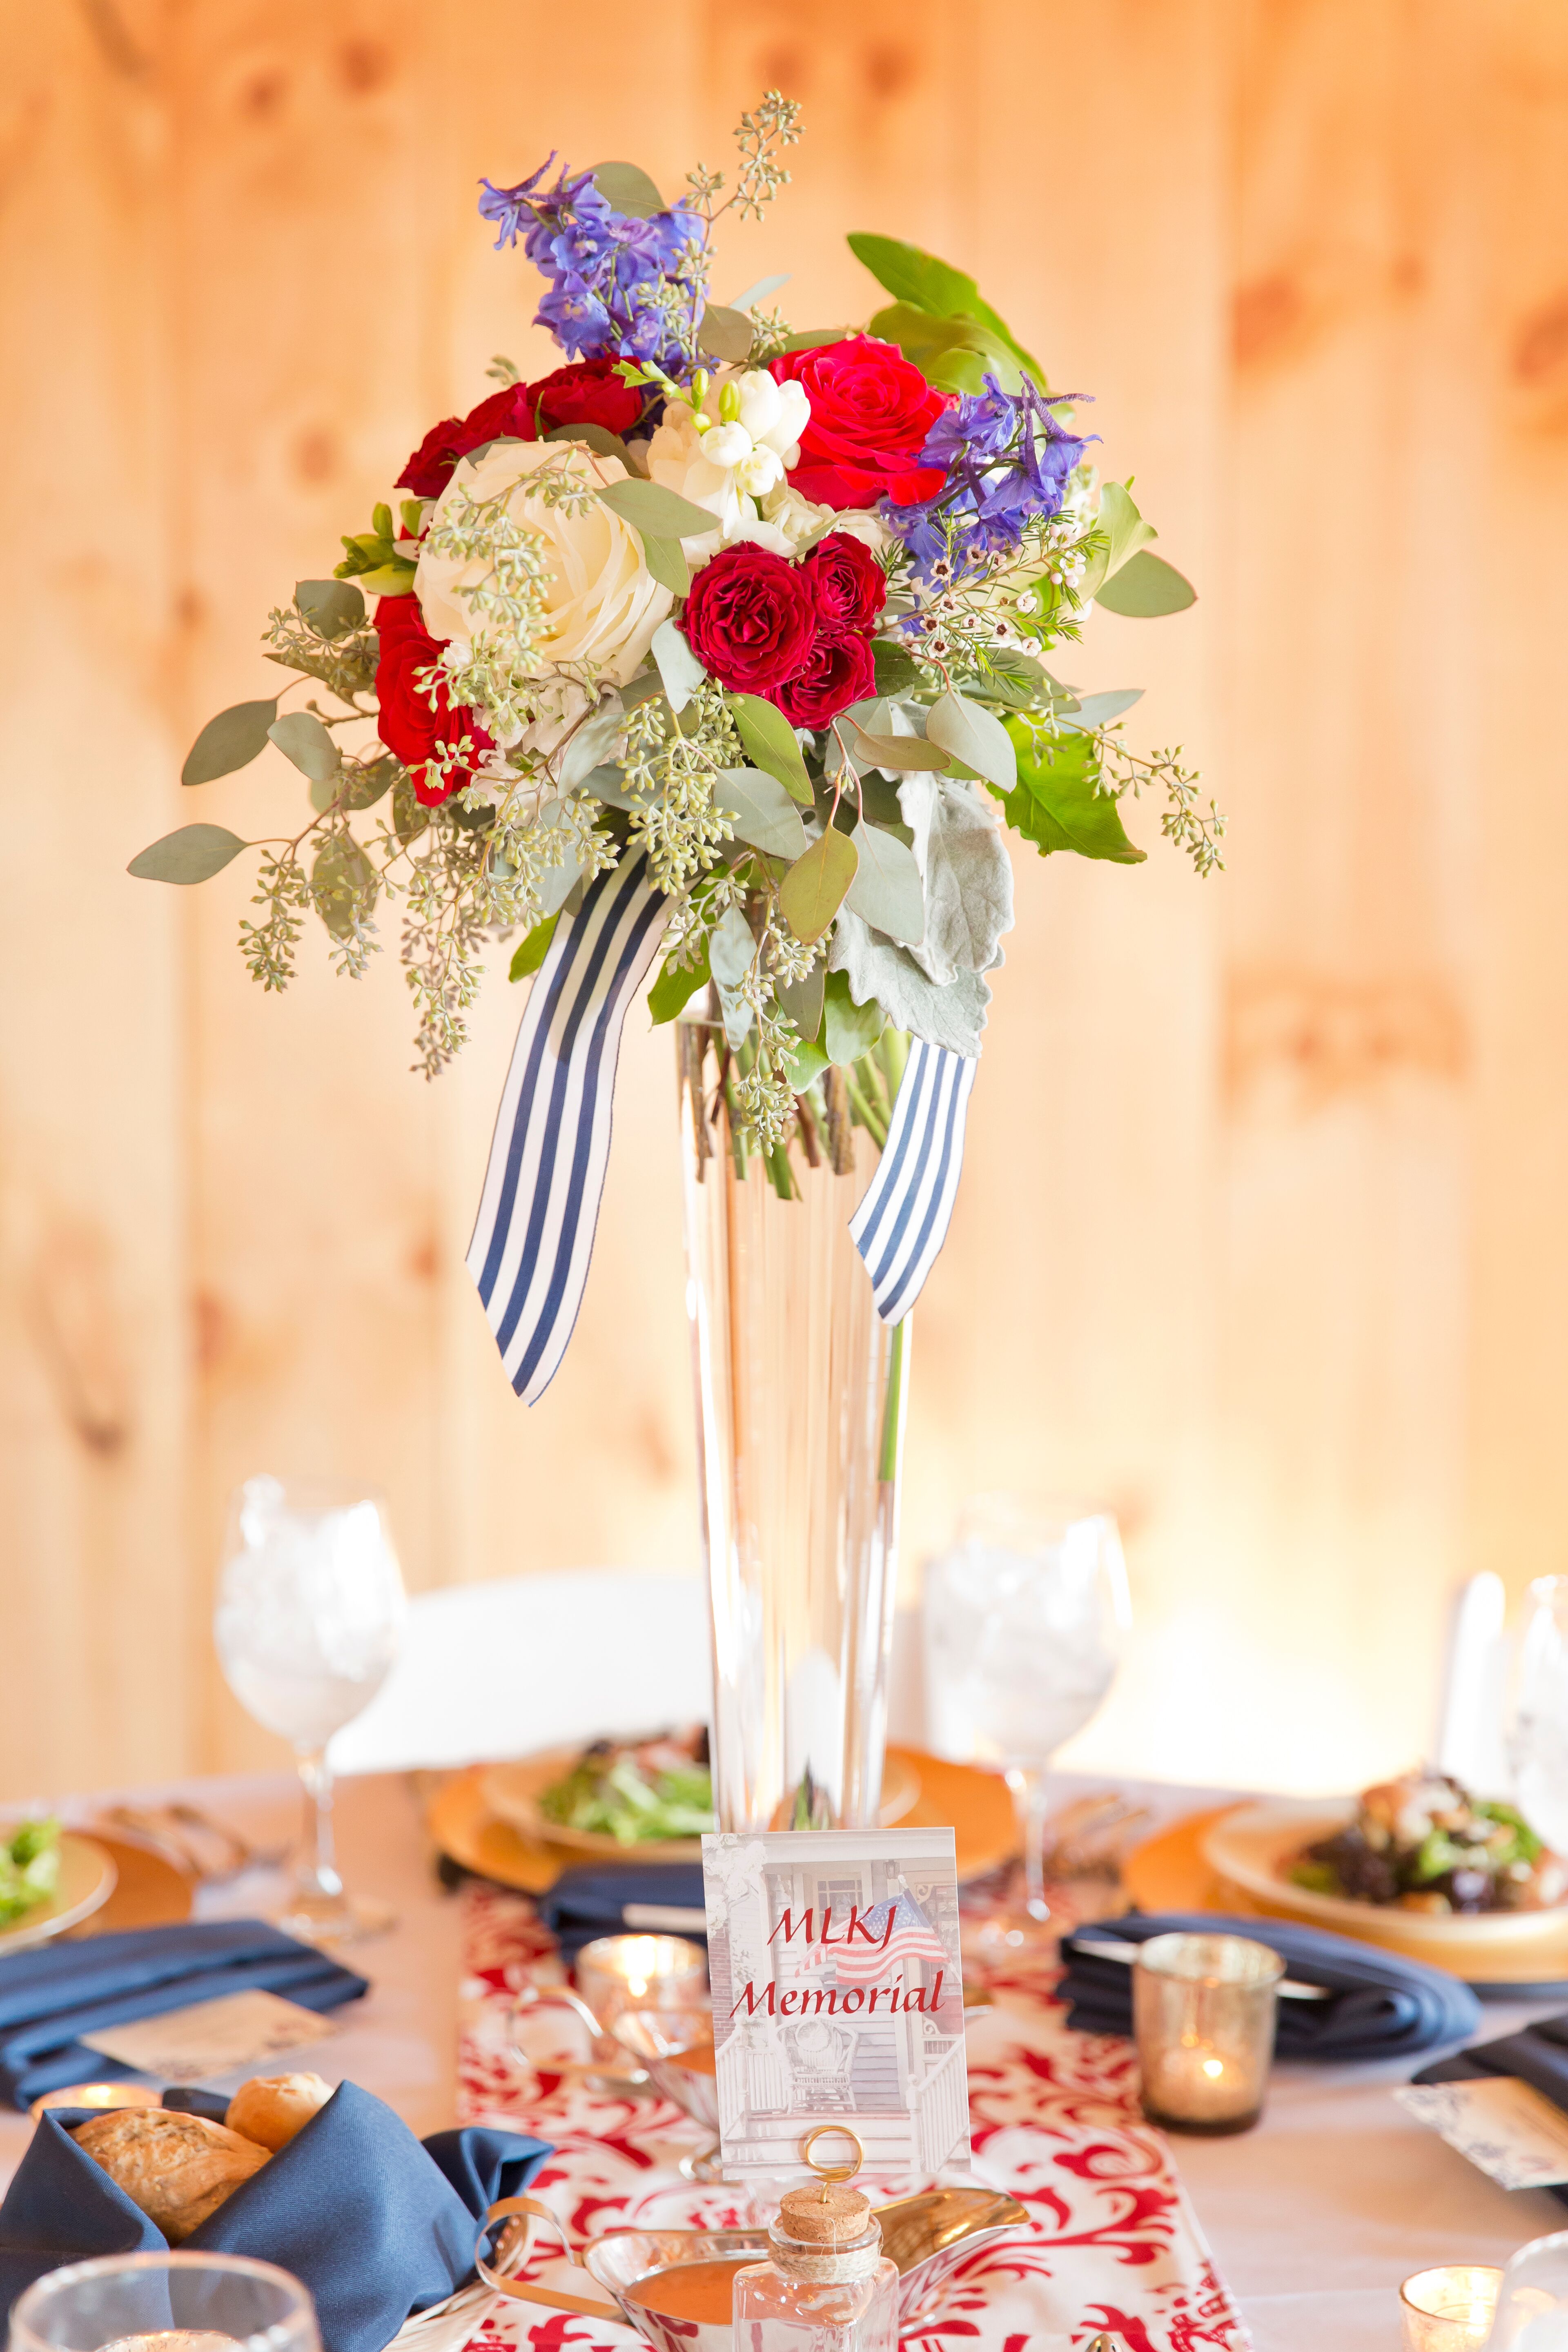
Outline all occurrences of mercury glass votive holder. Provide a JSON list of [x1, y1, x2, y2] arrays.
[[1399, 2264, 1503, 2350], [575, 1933, 707, 2028], [1133, 1932, 1284, 2135]]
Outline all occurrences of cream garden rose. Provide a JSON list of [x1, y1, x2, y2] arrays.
[[413, 439, 671, 757]]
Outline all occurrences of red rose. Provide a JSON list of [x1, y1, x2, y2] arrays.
[[395, 361, 642, 500], [374, 595, 492, 806], [775, 629, 877, 730], [801, 531, 886, 634], [769, 336, 949, 511], [681, 544, 819, 699]]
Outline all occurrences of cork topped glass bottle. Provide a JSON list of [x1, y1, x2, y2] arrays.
[[732, 2184, 898, 2352]]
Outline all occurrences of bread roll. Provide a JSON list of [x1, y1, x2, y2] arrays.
[[72, 2109, 269, 2242], [225, 2071, 334, 2153]]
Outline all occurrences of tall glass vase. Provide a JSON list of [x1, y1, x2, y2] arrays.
[[678, 1014, 910, 1833]]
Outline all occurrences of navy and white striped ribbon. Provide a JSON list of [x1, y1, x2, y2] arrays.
[[850, 1039, 978, 1323], [467, 854, 668, 1403]]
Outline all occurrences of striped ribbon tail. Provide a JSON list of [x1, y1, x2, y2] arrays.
[[466, 856, 668, 1404], [849, 1039, 978, 1324]]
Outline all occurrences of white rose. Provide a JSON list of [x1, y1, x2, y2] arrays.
[[415, 440, 671, 690], [759, 483, 893, 558]]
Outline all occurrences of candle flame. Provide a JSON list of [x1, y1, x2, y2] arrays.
[[1201, 2057, 1225, 2078]]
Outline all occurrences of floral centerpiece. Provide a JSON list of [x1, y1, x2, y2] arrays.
[[133, 98, 1218, 1830]]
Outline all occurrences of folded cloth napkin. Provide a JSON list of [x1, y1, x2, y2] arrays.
[[1058, 1911, 1481, 2060], [0, 1920, 368, 2110], [0, 2080, 552, 2352], [1415, 2012, 1568, 2203], [537, 1862, 707, 1962]]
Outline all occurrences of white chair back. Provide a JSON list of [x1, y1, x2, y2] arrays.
[[328, 1568, 712, 1774]]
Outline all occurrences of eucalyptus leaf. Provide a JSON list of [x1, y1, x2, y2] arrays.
[[715, 766, 808, 859], [128, 824, 248, 885], [777, 328, 851, 352], [649, 938, 710, 1025], [778, 961, 824, 1045], [181, 698, 278, 787], [697, 305, 755, 363], [733, 693, 813, 804], [925, 692, 1016, 792], [640, 532, 691, 597], [651, 617, 706, 714], [268, 710, 341, 782], [829, 907, 993, 1056], [545, 420, 633, 465], [310, 834, 376, 938], [532, 801, 588, 916], [846, 820, 924, 946], [1095, 549, 1198, 617], [1056, 687, 1145, 733], [728, 272, 791, 312], [392, 777, 429, 842], [780, 826, 858, 944], [559, 699, 628, 790], [340, 752, 399, 810], [509, 912, 560, 980], [597, 476, 715, 540], [717, 977, 754, 1050], [709, 904, 757, 990], [823, 967, 886, 1064], [845, 717, 951, 772], [294, 579, 366, 641], [588, 160, 666, 218]]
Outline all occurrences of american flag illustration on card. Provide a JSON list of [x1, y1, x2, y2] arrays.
[[701, 1826, 970, 2186]]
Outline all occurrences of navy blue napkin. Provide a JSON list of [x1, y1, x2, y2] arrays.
[[1414, 2013, 1568, 2203], [1059, 1911, 1480, 2060], [0, 2082, 552, 2352], [538, 1863, 706, 1962], [0, 1921, 369, 2110]]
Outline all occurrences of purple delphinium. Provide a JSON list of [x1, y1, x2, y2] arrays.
[[479, 158, 705, 373], [884, 374, 1093, 585]]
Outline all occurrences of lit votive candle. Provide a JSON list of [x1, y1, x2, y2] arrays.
[[1399, 2264, 1503, 2351], [1133, 1932, 1285, 2135], [575, 1933, 707, 2028]]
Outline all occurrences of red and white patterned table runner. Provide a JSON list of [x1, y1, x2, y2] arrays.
[[454, 1886, 1247, 2352]]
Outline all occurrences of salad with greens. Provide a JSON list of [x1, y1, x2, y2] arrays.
[[538, 1730, 715, 1845], [1290, 1772, 1566, 1915], [0, 1818, 60, 1927]]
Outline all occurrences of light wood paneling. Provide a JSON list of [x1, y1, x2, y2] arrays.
[[1, 0, 1564, 1798]]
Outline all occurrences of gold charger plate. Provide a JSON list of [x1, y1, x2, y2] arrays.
[[1124, 1803, 1568, 1986], [74, 1833, 195, 1934], [431, 1745, 1016, 1895], [482, 1744, 922, 1862], [0, 1833, 117, 1951]]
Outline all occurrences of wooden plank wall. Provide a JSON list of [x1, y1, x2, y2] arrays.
[[2, 0, 1564, 1799]]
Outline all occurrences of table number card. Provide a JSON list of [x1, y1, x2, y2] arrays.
[[80, 1990, 338, 2085], [702, 1825, 970, 2185], [1396, 2077, 1568, 2191]]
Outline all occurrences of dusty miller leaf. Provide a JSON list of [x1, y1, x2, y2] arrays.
[[828, 908, 993, 1056]]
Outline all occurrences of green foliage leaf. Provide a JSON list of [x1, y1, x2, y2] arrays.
[[847, 231, 1044, 383], [697, 305, 755, 363], [1095, 549, 1198, 617], [509, 912, 561, 980], [1057, 687, 1145, 733], [778, 961, 824, 1045], [651, 617, 706, 713], [781, 826, 858, 944], [998, 724, 1146, 864], [182, 699, 278, 787], [784, 1035, 830, 1090], [845, 717, 951, 772], [310, 834, 377, 937], [597, 476, 715, 540], [640, 532, 691, 596], [294, 579, 365, 640], [871, 639, 922, 698], [846, 820, 924, 945], [715, 766, 808, 859], [708, 904, 757, 989], [732, 693, 813, 804], [128, 824, 247, 884], [588, 160, 666, 217], [649, 938, 710, 1025], [823, 967, 886, 1065], [268, 710, 341, 782], [545, 420, 634, 465], [777, 328, 850, 352], [926, 691, 1017, 792], [1078, 481, 1158, 602]]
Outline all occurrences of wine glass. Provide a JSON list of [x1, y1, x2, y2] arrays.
[[1483, 2228, 1568, 2347], [215, 1475, 405, 1944], [923, 1494, 1129, 1943], [1511, 1579, 1568, 1851], [9, 2250, 319, 2352]]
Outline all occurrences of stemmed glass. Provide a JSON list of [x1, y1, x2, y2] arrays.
[[9, 2250, 320, 2352], [923, 1494, 1129, 1944], [1483, 2227, 1568, 2346], [1510, 1578, 1568, 1852], [215, 1475, 405, 1944]]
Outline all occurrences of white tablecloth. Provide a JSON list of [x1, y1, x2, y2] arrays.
[[0, 1769, 1559, 2350]]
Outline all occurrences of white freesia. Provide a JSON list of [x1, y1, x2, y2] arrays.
[[644, 367, 813, 566], [414, 440, 671, 760]]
